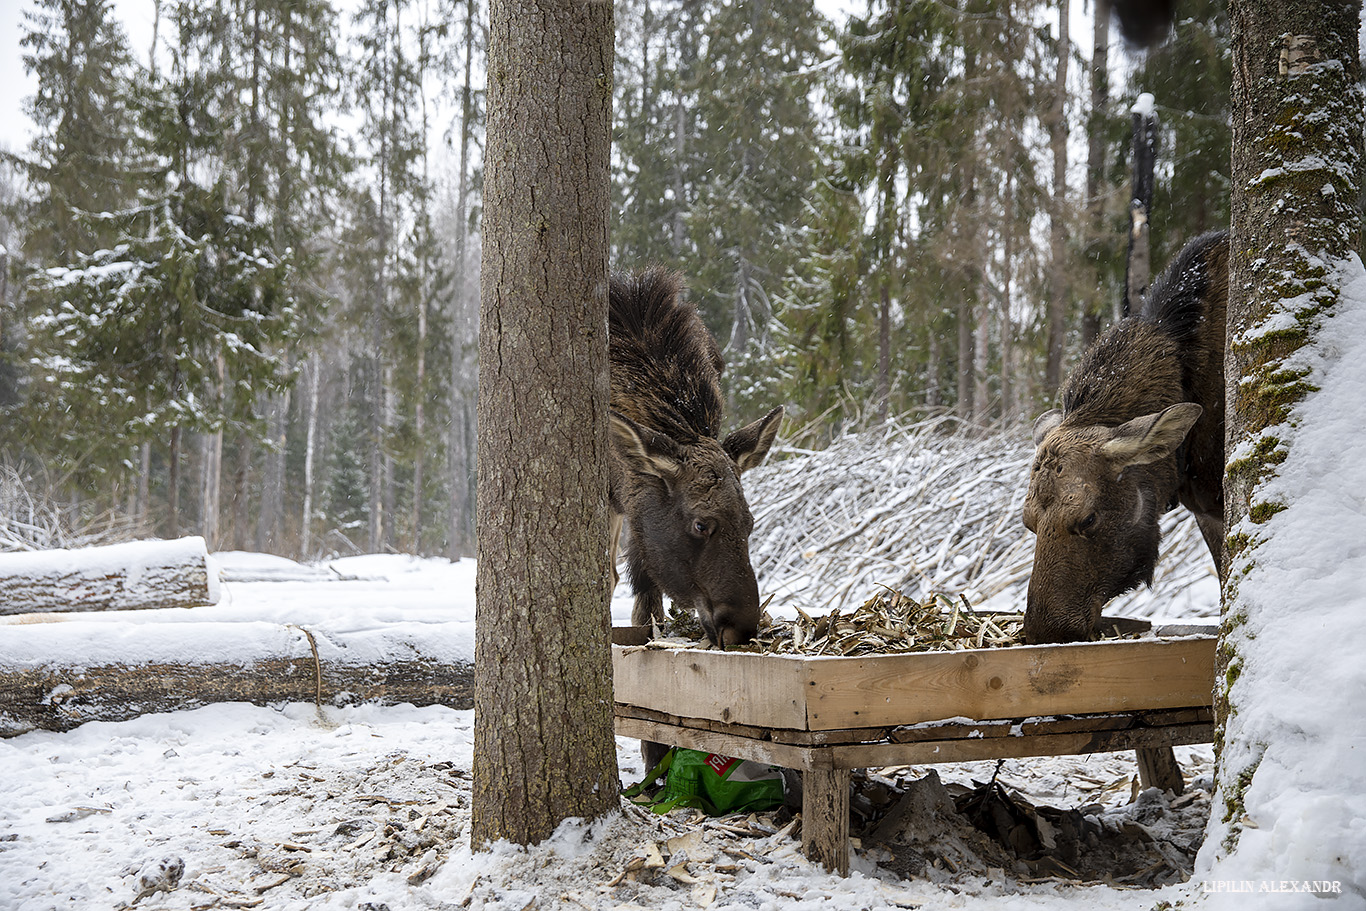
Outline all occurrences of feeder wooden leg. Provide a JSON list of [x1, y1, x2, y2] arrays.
[[1136, 745, 1185, 795], [801, 768, 851, 876]]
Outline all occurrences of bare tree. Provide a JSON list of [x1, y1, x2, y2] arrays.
[[1043, 0, 1071, 394]]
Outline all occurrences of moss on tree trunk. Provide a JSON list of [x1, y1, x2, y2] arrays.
[[1219, 0, 1363, 852]]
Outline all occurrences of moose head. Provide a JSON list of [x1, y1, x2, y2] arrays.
[[610, 405, 782, 647], [1022, 402, 1203, 644]]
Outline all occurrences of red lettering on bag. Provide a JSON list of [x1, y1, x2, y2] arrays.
[[706, 754, 737, 776]]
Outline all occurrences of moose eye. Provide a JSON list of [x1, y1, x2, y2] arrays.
[[692, 519, 713, 538], [1075, 513, 1097, 534]]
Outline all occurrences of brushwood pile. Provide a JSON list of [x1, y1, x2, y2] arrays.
[[740, 415, 1217, 626]]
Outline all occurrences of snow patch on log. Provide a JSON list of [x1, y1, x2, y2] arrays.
[[0, 537, 218, 614]]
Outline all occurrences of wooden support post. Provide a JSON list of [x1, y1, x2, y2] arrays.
[[801, 768, 851, 876], [1135, 745, 1185, 794]]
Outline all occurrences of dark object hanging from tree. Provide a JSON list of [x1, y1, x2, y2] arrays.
[[1111, 0, 1177, 48], [1124, 97, 1159, 317]]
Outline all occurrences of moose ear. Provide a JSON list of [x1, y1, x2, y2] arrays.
[[723, 405, 784, 473], [610, 411, 683, 480], [1032, 410, 1064, 447], [1101, 402, 1203, 468]]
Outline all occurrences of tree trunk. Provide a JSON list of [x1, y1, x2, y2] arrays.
[[232, 435, 253, 551], [1203, 0, 1365, 887], [167, 424, 181, 538], [448, 0, 478, 562], [256, 388, 289, 554], [472, 0, 619, 848], [0, 620, 472, 736], [0, 536, 214, 614], [972, 275, 991, 422], [1043, 0, 1070, 394], [1082, 0, 1110, 346], [956, 287, 974, 417], [877, 284, 890, 424], [200, 430, 222, 551], [1000, 167, 1015, 422], [301, 355, 319, 559], [1124, 99, 1157, 316]]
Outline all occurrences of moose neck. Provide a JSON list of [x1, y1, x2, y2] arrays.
[[1061, 320, 1188, 431]]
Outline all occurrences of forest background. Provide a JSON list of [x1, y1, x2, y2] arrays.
[[0, 0, 1234, 561]]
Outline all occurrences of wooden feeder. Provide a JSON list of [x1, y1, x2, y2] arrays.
[[611, 621, 1216, 875]]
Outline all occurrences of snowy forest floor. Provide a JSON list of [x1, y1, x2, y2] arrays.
[[2, 702, 1216, 911], [1, 420, 1226, 910]]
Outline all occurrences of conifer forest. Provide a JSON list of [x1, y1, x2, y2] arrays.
[[0, 0, 1234, 560]]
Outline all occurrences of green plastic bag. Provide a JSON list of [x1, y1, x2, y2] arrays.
[[624, 748, 785, 816]]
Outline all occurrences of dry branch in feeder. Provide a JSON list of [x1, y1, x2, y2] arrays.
[[747, 590, 1028, 655], [647, 589, 1143, 657]]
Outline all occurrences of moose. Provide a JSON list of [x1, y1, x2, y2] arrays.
[[1022, 231, 1228, 644], [608, 267, 783, 648]]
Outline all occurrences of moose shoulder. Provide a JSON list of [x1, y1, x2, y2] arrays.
[[608, 268, 783, 647], [1023, 231, 1228, 644]]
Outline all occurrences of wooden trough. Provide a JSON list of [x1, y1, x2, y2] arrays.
[[611, 622, 1216, 875]]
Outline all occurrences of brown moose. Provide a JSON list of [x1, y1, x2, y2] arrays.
[[1022, 231, 1228, 644], [608, 268, 783, 647]]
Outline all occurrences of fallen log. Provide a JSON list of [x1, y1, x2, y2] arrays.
[[0, 536, 217, 615], [0, 620, 473, 735]]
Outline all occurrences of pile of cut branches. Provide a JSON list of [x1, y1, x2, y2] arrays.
[[744, 590, 1024, 655], [650, 589, 1140, 656], [742, 414, 1216, 621]]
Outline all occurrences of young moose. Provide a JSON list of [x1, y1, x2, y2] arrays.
[[1023, 231, 1228, 644], [608, 268, 783, 647]]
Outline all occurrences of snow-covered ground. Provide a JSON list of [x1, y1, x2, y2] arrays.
[[1, 545, 1232, 911], [2, 414, 1359, 909]]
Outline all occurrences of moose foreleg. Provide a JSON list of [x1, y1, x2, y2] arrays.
[[631, 584, 664, 627]]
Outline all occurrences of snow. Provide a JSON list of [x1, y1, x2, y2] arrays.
[[0, 654, 1217, 911], [0, 547, 1231, 909], [1194, 251, 1366, 907], [1130, 92, 1155, 118], [0, 399, 1361, 907]]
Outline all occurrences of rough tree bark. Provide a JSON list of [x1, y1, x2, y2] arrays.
[[1082, 0, 1111, 347], [1043, 0, 1070, 394], [471, 0, 619, 848], [1202, 0, 1365, 892]]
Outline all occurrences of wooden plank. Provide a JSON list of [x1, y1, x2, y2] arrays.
[[612, 646, 810, 730], [614, 703, 783, 743], [818, 723, 1214, 770], [612, 635, 1216, 732], [612, 716, 818, 770], [801, 769, 851, 876], [802, 637, 1215, 730], [614, 713, 1211, 775], [0, 537, 215, 615]]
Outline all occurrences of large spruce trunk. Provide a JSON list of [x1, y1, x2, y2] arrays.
[[1205, 0, 1365, 889], [471, 0, 619, 848]]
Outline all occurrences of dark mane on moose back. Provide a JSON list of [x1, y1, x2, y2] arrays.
[[607, 267, 783, 649], [608, 269, 725, 444], [1023, 231, 1228, 644]]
